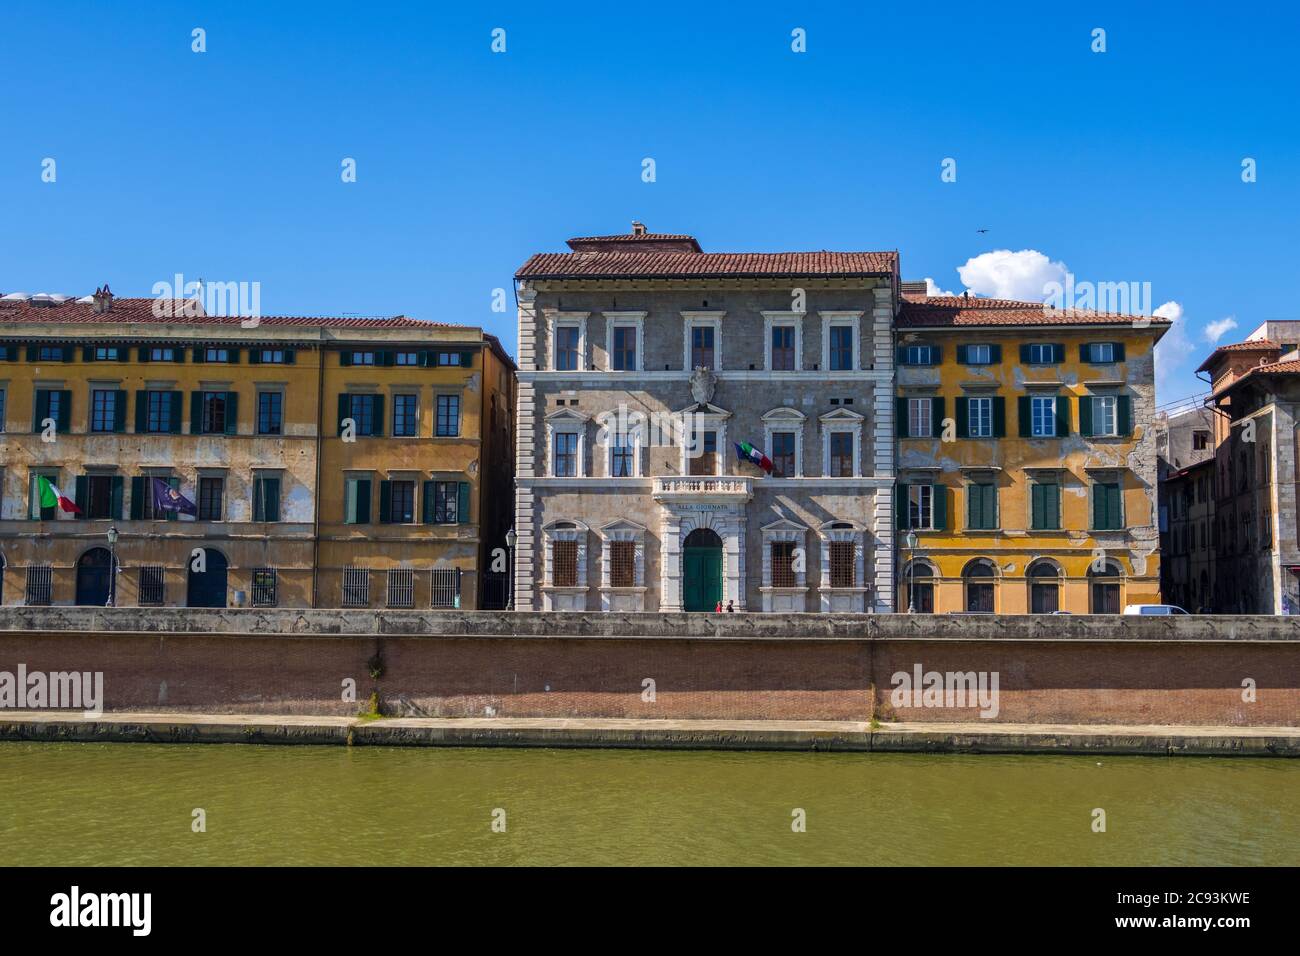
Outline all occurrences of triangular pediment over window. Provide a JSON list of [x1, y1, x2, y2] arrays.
[[818, 407, 864, 424], [545, 408, 591, 424]]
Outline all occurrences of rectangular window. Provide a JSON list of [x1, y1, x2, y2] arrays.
[[394, 351, 419, 366], [342, 567, 370, 607], [829, 325, 854, 371], [966, 482, 997, 530], [257, 392, 283, 435], [770, 432, 796, 478], [138, 567, 165, 606], [347, 394, 378, 436], [966, 344, 992, 365], [41, 389, 64, 431], [435, 395, 460, 437], [908, 484, 934, 530], [201, 392, 229, 434], [146, 391, 174, 433], [904, 344, 935, 366], [552, 541, 578, 587], [1093, 396, 1117, 436], [205, 348, 230, 363], [770, 541, 797, 587], [38, 346, 64, 361], [1085, 342, 1116, 363], [688, 430, 718, 476], [150, 348, 176, 362], [251, 568, 278, 607], [553, 432, 578, 477], [771, 325, 795, 371], [1092, 481, 1123, 530], [388, 480, 416, 524], [691, 325, 716, 370], [1027, 344, 1057, 364], [1031, 482, 1061, 530], [908, 398, 933, 438], [386, 569, 414, 609], [350, 351, 376, 366], [610, 433, 636, 477], [430, 568, 461, 608], [392, 394, 419, 437], [1193, 431, 1209, 450], [555, 326, 580, 371], [82, 475, 116, 520], [610, 540, 636, 588], [198, 476, 224, 521], [30, 472, 58, 520], [436, 351, 464, 367], [259, 349, 286, 364], [612, 326, 637, 371], [344, 477, 372, 524], [830, 541, 855, 588], [432, 481, 459, 523], [25, 566, 52, 606], [968, 397, 993, 438], [829, 432, 854, 477], [91, 390, 118, 433], [94, 347, 119, 361], [252, 475, 281, 522], [1031, 396, 1057, 437]]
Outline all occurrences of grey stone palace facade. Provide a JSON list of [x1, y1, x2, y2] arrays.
[[512, 225, 897, 612]]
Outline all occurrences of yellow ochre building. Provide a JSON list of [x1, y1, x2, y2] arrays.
[[893, 288, 1168, 614]]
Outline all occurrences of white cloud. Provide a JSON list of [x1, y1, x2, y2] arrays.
[[956, 249, 1068, 302], [1204, 317, 1238, 344], [923, 277, 958, 297], [1153, 300, 1194, 395]]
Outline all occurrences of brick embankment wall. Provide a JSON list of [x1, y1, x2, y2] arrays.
[[0, 609, 1296, 726]]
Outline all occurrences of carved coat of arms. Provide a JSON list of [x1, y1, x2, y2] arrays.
[[689, 366, 716, 405]]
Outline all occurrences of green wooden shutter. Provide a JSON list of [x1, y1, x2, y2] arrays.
[[896, 346, 908, 365], [1117, 395, 1132, 436], [929, 345, 942, 366], [967, 483, 980, 529], [992, 397, 1006, 437], [26, 345, 37, 362], [1055, 396, 1070, 437], [74, 475, 88, 520], [138, 346, 151, 363], [339, 351, 352, 367], [248, 349, 262, 365], [356, 478, 371, 524], [261, 477, 280, 522], [1092, 483, 1105, 529], [895, 398, 909, 437], [378, 481, 391, 523], [57, 390, 71, 432], [284, 349, 296, 365], [1113, 342, 1126, 362], [224, 392, 238, 435], [422, 480, 435, 524], [32, 390, 49, 432], [896, 484, 909, 529], [82, 345, 94, 362], [1031, 482, 1044, 530], [110, 476, 124, 519], [932, 484, 947, 530], [1019, 344, 1032, 364], [169, 391, 183, 433], [1052, 344, 1065, 363], [113, 390, 128, 432], [1018, 396, 1032, 437], [989, 344, 1002, 363], [458, 481, 471, 523], [135, 391, 148, 433], [192, 347, 206, 363], [956, 345, 969, 364], [372, 394, 385, 436], [130, 476, 145, 520], [1079, 344, 1090, 363], [1110, 483, 1123, 529], [229, 348, 241, 364], [379, 351, 394, 367], [190, 391, 204, 434], [337, 394, 349, 434], [1047, 483, 1060, 530], [1079, 395, 1094, 437], [931, 397, 945, 437], [955, 397, 969, 437]]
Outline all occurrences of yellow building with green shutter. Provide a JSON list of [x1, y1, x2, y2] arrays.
[[893, 291, 1167, 614]]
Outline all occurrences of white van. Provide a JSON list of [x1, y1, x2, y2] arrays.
[[1123, 604, 1190, 615]]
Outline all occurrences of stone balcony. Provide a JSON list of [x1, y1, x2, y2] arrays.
[[652, 476, 753, 504]]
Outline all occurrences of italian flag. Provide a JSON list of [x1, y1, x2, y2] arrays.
[[735, 441, 773, 474], [37, 475, 80, 514]]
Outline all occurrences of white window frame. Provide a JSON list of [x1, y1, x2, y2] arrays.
[[604, 311, 645, 372], [818, 521, 867, 607], [1087, 342, 1116, 363], [762, 312, 803, 372], [968, 396, 993, 438], [545, 409, 589, 478], [904, 344, 935, 366], [909, 483, 935, 530], [1092, 395, 1118, 437], [1031, 396, 1057, 438], [1027, 343, 1056, 364], [908, 397, 933, 438], [546, 311, 589, 372], [762, 407, 806, 478], [820, 311, 862, 372], [542, 520, 589, 589], [682, 312, 724, 371], [966, 344, 992, 365], [760, 519, 809, 612], [606, 426, 641, 478], [597, 520, 646, 593], [681, 420, 726, 476], [819, 408, 864, 478]]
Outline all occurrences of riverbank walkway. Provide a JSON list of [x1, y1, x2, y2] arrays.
[[2, 711, 1297, 756]]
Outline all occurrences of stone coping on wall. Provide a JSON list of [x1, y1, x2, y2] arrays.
[[0, 607, 1298, 642]]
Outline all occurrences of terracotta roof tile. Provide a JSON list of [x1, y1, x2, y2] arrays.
[[1194, 339, 1281, 373], [897, 295, 1168, 328], [516, 250, 899, 280], [0, 297, 469, 332], [567, 233, 698, 243]]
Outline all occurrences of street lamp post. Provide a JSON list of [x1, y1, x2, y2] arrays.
[[106, 525, 119, 608], [904, 530, 918, 614], [505, 527, 517, 611]]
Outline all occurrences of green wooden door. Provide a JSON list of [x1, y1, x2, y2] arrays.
[[683, 545, 723, 611]]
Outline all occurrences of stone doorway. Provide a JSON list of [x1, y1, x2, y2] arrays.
[[682, 528, 723, 611]]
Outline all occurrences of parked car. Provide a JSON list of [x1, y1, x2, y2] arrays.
[[1123, 604, 1190, 615]]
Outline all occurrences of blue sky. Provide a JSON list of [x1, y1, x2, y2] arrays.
[[2, 0, 1296, 405]]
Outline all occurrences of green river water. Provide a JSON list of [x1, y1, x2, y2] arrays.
[[2, 743, 1296, 866]]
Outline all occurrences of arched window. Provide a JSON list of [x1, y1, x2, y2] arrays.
[[1088, 559, 1123, 614], [962, 558, 996, 613], [902, 558, 936, 613], [1026, 559, 1062, 614]]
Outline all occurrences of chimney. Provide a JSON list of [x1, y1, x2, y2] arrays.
[[631, 220, 647, 236], [899, 280, 929, 298], [91, 284, 113, 314]]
